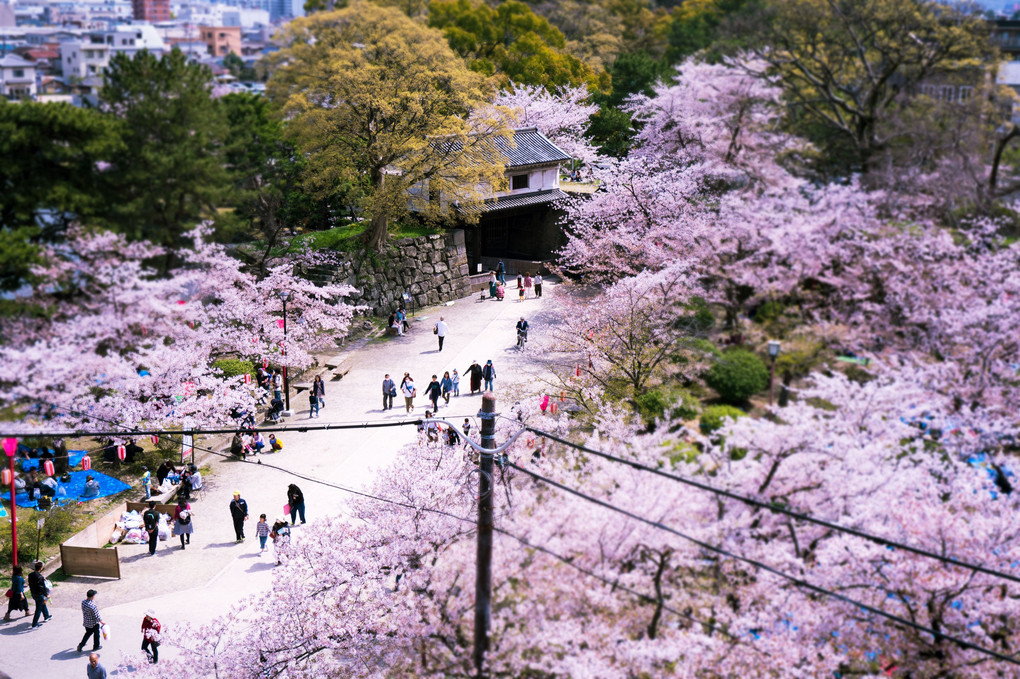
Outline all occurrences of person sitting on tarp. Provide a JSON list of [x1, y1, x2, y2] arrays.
[[39, 475, 58, 497], [13, 471, 26, 492], [81, 475, 101, 499]]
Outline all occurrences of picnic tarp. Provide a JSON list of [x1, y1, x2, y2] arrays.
[[14, 470, 131, 509]]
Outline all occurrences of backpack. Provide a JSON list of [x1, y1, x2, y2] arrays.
[[178, 510, 191, 525], [143, 509, 159, 531]]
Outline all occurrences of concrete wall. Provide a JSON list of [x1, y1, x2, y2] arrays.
[[300, 229, 473, 316]]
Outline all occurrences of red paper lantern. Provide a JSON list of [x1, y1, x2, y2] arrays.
[[116, 445, 126, 461], [262, 357, 269, 369], [244, 373, 252, 384], [550, 402, 559, 414], [81, 455, 92, 471], [43, 459, 55, 477], [151, 435, 159, 445], [1, 468, 10, 486]]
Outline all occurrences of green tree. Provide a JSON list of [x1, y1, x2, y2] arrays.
[[268, 2, 509, 251], [97, 48, 230, 248], [429, 0, 607, 90], [0, 100, 122, 292], [223, 52, 257, 81], [587, 51, 667, 157], [743, 0, 990, 172], [666, 0, 758, 63]]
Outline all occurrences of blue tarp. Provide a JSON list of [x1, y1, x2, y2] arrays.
[[14, 470, 130, 509], [18, 449, 88, 471]]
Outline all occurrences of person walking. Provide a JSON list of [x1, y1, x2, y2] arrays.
[[425, 375, 442, 412], [86, 653, 107, 679], [382, 373, 396, 411], [452, 369, 460, 397], [256, 514, 270, 553], [534, 273, 543, 298], [172, 497, 193, 549], [229, 491, 249, 543], [400, 373, 416, 414], [287, 484, 306, 524], [482, 360, 496, 392], [28, 561, 51, 627], [312, 375, 325, 410], [440, 371, 453, 406], [523, 272, 533, 298], [466, 360, 483, 395], [308, 390, 319, 419], [77, 589, 104, 654], [435, 316, 448, 352], [270, 518, 291, 566], [141, 610, 161, 664], [4, 565, 28, 620], [142, 501, 160, 556], [496, 259, 506, 285]]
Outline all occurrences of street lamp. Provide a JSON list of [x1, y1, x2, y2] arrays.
[[278, 290, 291, 414], [3, 437, 18, 566], [767, 340, 782, 407]]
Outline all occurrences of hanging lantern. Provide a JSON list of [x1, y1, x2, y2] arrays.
[[43, 459, 55, 477], [244, 373, 252, 385], [151, 435, 159, 445], [116, 445, 126, 461], [575, 364, 581, 377], [262, 357, 269, 369], [1, 468, 10, 486], [550, 402, 559, 415], [141, 325, 147, 336], [81, 455, 92, 471]]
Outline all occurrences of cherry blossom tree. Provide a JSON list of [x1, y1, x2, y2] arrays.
[[486, 81, 599, 166], [0, 223, 357, 431]]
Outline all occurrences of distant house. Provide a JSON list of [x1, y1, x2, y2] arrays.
[[461, 127, 572, 269], [0, 54, 37, 100], [59, 24, 166, 99]]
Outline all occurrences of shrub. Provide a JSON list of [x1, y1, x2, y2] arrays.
[[670, 389, 701, 421], [699, 404, 747, 434], [753, 299, 784, 324], [686, 296, 715, 333], [213, 358, 254, 379], [705, 349, 769, 404], [635, 389, 669, 422]]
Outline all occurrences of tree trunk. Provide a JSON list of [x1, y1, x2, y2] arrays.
[[365, 212, 388, 251]]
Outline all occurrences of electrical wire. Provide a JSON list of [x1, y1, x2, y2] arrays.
[[30, 406, 736, 644], [523, 426, 1020, 586], [504, 459, 1020, 667]]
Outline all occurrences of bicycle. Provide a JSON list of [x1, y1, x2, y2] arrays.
[[517, 328, 528, 349]]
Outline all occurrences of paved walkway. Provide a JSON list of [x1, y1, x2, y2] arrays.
[[0, 281, 564, 678]]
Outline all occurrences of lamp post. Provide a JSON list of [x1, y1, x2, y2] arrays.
[[767, 340, 782, 406], [3, 437, 18, 566], [278, 290, 291, 414]]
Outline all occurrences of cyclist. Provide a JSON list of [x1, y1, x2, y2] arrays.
[[516, 317, 529, 348]]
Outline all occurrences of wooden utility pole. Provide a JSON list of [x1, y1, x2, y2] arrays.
[[474, 392, 496, 677]]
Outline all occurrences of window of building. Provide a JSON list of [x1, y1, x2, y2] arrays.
[[511, 174, 529, 190], [13, 69, 24, 78]]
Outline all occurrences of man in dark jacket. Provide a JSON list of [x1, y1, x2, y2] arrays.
[[28, 561, 50, 627], [142, 502, 160, 556], [466, 360, 483, 395], [382, 374, 396, 411], [229, 491, 249, 542], [424, 375, 442, 411]]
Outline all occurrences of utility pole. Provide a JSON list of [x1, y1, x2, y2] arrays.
[[474, 392, 496, 678]]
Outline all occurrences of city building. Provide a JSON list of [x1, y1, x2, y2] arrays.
[[60, 24, 165, 94], [0, 53, 36, 99], [200, 25, 241, 56], [132, 0, 170, 22]]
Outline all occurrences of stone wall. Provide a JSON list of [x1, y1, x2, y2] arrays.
[[303, 229, 473, 315]]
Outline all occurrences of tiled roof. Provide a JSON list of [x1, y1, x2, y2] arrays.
[[474, 188, 569, 214], [493, 127, 571, 168]]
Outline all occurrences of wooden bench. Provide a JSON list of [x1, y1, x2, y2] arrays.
[[322, 355, 354, 380], [293, 382, 313, 394]]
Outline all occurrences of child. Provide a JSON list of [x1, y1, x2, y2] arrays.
[[256, 514, 270, 553], [309, 391, 319, 418], [518, 284, 525, 302], [269, 434, 283, 451], [452, 369, 460, 397]]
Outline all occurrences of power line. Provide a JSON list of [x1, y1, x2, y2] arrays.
[[524, 426, 1020, 586], [35, 406, 739, 647], [504, 459, 1020, 667]]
